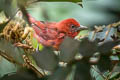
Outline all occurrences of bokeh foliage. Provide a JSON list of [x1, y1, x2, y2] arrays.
[[0, 0, 120, 80]]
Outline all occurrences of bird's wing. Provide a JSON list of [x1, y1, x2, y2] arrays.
[[27, 14, 46, 29], [44, 22, 57, 29]]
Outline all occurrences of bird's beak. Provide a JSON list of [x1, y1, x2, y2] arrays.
[[76, 25, 88, 31]]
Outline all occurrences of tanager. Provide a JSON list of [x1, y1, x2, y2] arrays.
[[26, 14, 87, 50]]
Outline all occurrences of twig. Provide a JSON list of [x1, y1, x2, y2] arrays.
[[91, 21, 120, 41], [0, 50, 44, 78], [111, 21, 120, 28], [22, 55, 44, 77], [103, 25, 112, 41], [0, 50, 23, 66], [14, 42, 33, 49], [91, 25, 104, 41], [91, 31, 96, 41]]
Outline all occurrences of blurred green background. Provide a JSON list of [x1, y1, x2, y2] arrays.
[[28, 0, 120, 27]]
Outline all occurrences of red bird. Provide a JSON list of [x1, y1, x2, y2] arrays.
[[27, 14, 87, 50]]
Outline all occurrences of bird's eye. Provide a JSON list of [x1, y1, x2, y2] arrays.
[[71, 25, 76, 29]]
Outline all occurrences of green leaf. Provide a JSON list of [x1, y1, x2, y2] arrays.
[[109, 72, 120, 80], [0, 69, 42, 80], [31, 38, 44, 51], [98, 40, 120, 55], [79, 38, 97, 57], [74, 61, 92, 80], [97, 56, 112, 73], [91, 66, 104, 80], [48, 66, 72, 80], [0, 39, 24, 64], [0, 20, 10, 32], [32, 47, 58, 71], [59, 37, 80, 63], [0, 0, 18, 18], [0, 57, 17, 78]]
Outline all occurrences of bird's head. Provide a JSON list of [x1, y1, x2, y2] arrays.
[[56, 18, 88, 38]]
